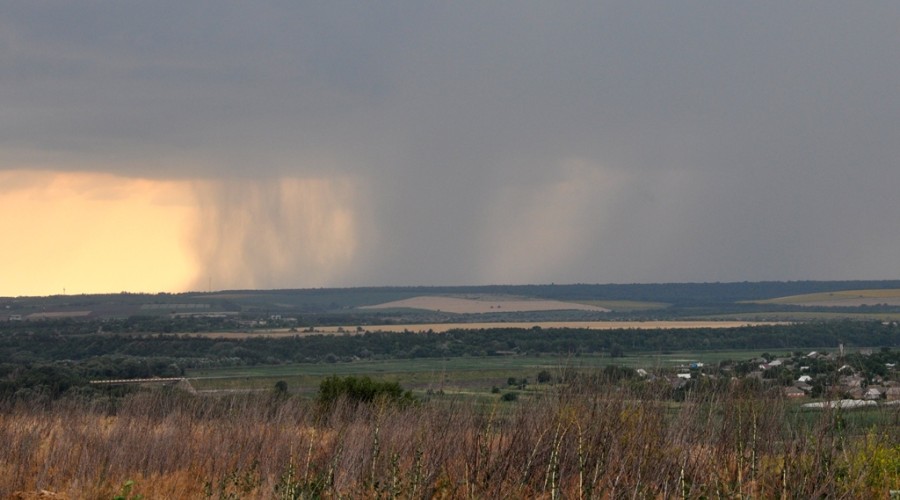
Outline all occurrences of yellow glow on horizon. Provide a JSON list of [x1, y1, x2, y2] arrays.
[[0, 171, 196, 296], [0, 170, 362, 297]]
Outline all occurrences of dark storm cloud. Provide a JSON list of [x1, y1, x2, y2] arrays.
[[2, 1, 899, 286]]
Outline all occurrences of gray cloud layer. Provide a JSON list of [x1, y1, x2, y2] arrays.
[[3, 2, 899, 287]]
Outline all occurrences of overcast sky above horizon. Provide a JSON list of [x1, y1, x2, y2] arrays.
[[2, 2, 899, 296]]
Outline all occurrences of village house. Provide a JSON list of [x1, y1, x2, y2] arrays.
[[864, 387, 883, 400], [783, 386, 805, 398], [839, 374, 864, 389], [885, 387, 900, 401], [795, 382, 813, 394], [847, 387, 865, 399]]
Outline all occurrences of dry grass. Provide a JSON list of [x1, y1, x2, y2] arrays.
[[1, 383, 898, 499]]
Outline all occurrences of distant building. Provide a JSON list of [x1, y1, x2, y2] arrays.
[[886, 387, 900, 401], [839, 375, 864, 389], [864, 387, 883, 400], [783, 387, 805, 398], [795, 382, 813, 393]]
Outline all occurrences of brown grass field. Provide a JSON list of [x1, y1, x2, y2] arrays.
[[2, 381, 898, 499]]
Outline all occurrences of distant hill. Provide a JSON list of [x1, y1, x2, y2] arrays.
[[4, 280, 900, 321]]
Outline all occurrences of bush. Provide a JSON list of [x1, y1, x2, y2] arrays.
[[500, 391, 518, 402], [317, 375, 415, 407]]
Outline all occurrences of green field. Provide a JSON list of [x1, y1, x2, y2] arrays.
[[185, 349, 800, 395], [188, 355, 593, 394], [750, 288, 900, 306]]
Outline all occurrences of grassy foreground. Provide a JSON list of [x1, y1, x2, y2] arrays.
[[2, 381, 898, 498]]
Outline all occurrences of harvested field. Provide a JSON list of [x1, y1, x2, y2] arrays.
[[359, 295, 610, 314]]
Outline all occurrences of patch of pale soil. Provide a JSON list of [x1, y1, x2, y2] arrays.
[[359, 295, 610, 314]]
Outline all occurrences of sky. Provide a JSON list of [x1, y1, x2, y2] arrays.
[[2, 2, 899, 296]]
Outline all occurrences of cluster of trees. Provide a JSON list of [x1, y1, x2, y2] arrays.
[[0, 363, 86, 400], [0, 316, 244, 336], [0, 354, 188, 401], [3, 320, 898, 368]]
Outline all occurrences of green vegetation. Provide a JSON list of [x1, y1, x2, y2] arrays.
[[112, 480, 143, 500], [4, 319, 898, 368], [2, 318, 898, 400], [317, 375, 415, 407]]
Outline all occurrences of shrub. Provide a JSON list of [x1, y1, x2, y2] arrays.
[[317, 375, 415, 407]]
